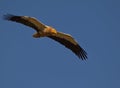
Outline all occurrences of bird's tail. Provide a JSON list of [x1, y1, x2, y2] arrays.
[[33, 32, 41, 38]]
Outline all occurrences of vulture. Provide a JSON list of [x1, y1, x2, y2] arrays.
[[3, 14, 87, 60]]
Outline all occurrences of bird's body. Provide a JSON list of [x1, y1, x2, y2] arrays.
[[3, 14, 87, 60], [33, 26, 57, 38]]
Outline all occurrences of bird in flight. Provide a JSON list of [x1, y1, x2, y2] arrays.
[[3, 14, 87, 60]]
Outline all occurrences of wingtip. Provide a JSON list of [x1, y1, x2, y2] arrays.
[[81, 50, 87, 60], [3, 14, 15, 20], [78, 53, 88, 60], [76, 44, 88, 60]]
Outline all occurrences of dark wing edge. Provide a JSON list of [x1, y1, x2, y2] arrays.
[[48, 32, 87, 60], [3, 14, 46, 32]]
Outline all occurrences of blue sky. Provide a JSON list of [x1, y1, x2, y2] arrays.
[[0, 0, 120, 88]]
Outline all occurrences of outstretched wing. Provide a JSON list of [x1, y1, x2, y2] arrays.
[[3, 14, 46, 32], [48, 32, 87, 60]]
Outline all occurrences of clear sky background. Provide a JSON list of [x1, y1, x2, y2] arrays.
[[0, 0, 120, 88]]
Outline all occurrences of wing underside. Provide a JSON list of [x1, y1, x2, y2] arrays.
[[3, 14, 46, 32], [48, 32, 87, 60]]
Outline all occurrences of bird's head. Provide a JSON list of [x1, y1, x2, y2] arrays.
[[51, 28, 57, 35], [45, 26, 57, 35]]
